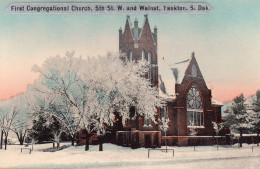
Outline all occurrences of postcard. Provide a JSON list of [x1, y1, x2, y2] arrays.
[[0, 0, 259, 169]]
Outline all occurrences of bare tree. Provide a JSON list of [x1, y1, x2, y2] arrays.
[[11, 94, 33, 145], [51, 128, 65, 150], [212, 121, 223, 150], [159, 117, 170, 152], [0, 102, 18, 150]]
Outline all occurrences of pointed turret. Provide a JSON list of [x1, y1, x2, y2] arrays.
[[119, 15, 134, 51], [139, 15, 156, 49], [123, 15, 134, 44]]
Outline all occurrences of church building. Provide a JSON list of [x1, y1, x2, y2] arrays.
[[115, 15, 225, 147]]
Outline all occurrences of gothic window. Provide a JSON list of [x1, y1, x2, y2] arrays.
[[148, 52, 152, 64], [160, 105, 167, 119], [142, 50, 145, 60], [148, 52, 152, 81], [144, 117, 152, 127], [186, 85, 204, 127]]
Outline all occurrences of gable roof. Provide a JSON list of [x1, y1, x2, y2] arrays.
[[159, 54, 223, 107]]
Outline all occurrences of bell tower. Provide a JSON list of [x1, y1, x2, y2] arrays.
[[119, 15, 158, 86]]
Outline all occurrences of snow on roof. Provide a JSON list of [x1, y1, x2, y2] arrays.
[[158, 56, 191, 99], [158, 75, 175, 101], [169, 58, 190, 84], [159, 55, 224, 106], [211, 97, 223, 106]]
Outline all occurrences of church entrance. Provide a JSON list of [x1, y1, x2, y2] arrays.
[[145, 135, 151, 148]]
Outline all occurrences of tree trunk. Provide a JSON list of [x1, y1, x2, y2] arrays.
[[0, 130, 3, 149], [71, 135, 75, 146], [57, 142, 60, 150], [99, 136, 103, 151], [239, 128, 243, 147], [53, 142, 55, 148], [19, 137, 24, 145], [19, 132, 24, 145], [4, 137, 7, 150], [193, 136, 195, 151], [85, 132, 90, 151], [217, 137, 219, 150], [19, 139, 24, 145]]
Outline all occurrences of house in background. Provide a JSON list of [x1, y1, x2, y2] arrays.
[[115, 15, 225, 147]]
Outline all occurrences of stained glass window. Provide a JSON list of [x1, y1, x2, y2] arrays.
[[186, 85, 204, 127]]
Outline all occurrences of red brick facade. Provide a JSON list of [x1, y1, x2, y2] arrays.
[[167, 56, 223, 139]]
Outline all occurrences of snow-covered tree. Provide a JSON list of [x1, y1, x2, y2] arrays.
[[212, 122, 224, 148], [81, 52, 162, 132], [189, 121, 197, 150], [31, 51, 85, 145], [31, 51, 163, 151], [247, 90, 260, 146], [0, 98, 19, 150], [80, 52, 162, 150], [51, 127, 65, 150], [212, 121, 224, 136], [223, 94, 253, 147], [11, 94, 33, 145], [159, 117, 169, 151], [189, 121, 198, 136]]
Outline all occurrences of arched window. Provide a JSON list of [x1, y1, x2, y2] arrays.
[[186, 85, 204, 127], [144, 117, 152, 127], [147, 52, 152, 64], [142, 50, 145, 60], [147, 52, 152, 81], [160, 105, 167, 119]]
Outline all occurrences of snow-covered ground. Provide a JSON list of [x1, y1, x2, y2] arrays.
[[0, 143, 259, 169]]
